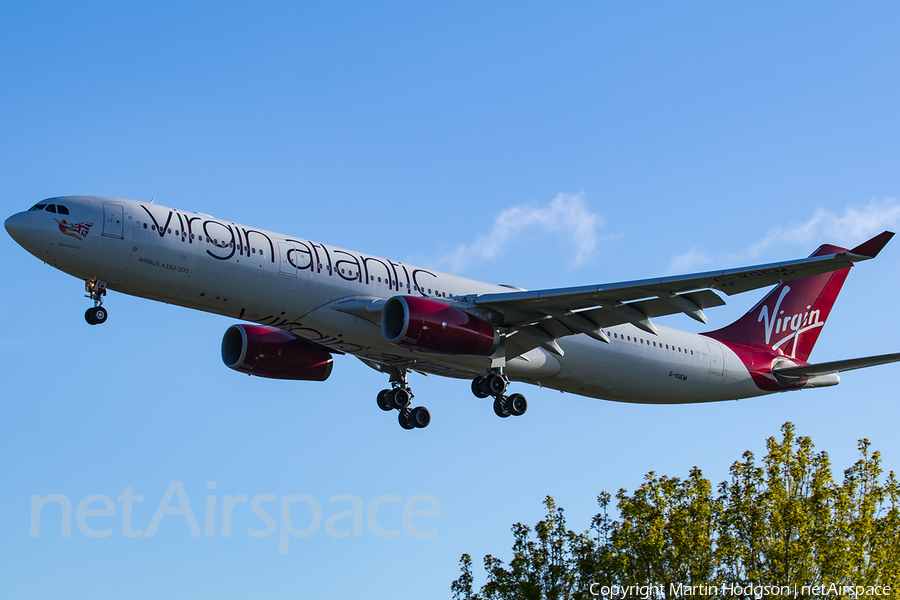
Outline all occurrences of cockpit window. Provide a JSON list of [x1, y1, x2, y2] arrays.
[[57, 205, 69, 215], [28, 204, 47, 211], [46, 204, 57, 213]]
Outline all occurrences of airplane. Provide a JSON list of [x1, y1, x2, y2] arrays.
[[6, 196, 900, 430]]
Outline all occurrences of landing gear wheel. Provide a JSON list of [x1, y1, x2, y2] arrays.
[[398, 410, 415, 430], [388, 387, 411, 410], [472, 376, 490, 399], [85, 307, 107, 325], [84, 280, 108, 325], [485, 373, 507, 396], [376, 389, 393, 411], [507, 393, 527, 416], [409, 406, 431, 428], [493, 396, 511, 418]]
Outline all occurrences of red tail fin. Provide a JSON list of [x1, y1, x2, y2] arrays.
[[704, 244, 850, 362]]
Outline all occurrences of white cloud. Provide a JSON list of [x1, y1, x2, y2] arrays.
[[667, 247, 712, 274], [435, 192, 604, 272], [666, 198, 900, 274]]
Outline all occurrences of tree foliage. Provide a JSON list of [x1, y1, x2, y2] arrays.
[[452, 423, 900, 600]]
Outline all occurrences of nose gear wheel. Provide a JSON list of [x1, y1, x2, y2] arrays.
[[84, 279, 109, 325]]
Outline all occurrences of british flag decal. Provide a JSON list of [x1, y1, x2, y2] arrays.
[[55, 219, 94, 241]]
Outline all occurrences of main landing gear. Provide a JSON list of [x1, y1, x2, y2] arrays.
[[84, 279, 108, 325], [471, 371, 527, 418], [373, 368, 526, 429], [376, 368, 431, 430]]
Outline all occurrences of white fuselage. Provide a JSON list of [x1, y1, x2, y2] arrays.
[[7, 196, 767, 404]]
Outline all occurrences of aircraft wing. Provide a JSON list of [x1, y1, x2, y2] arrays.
[[465, 231, 894, 359], [772, 353, 900, 378]]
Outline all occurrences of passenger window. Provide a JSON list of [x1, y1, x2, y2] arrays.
[[57, 205, 69, 215], [46, 204, 57, 213], [144, 223, 148, 229]]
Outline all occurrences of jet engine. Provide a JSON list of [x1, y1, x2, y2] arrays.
[[381, 295, 499, 356], [221, 324, 333, 381]]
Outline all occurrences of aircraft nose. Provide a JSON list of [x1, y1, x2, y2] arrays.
[[4, 211, 30, 244]]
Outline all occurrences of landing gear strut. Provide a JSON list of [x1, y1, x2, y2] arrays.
[[376, 367, 430, 430], [473, 371, 527, 419], [84, 279, 108, 325]]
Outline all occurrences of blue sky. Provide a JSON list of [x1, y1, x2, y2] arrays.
[[2, 2, 900, 598]]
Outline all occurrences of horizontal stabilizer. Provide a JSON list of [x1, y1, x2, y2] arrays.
[[773, 352, 900, 378]]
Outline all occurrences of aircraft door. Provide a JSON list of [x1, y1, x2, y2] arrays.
[[278, 241, 297, 277], [102, 203, 124, 239], [706, 341, 724, 376]]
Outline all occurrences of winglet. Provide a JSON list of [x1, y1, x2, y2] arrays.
[[848, 231, 894, 259]]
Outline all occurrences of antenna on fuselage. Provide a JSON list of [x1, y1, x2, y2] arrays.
[[150, 198, 155, 203]]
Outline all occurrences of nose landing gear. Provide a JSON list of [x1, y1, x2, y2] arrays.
[[473, 371, 527, 419], [84, 279, 108, 325]]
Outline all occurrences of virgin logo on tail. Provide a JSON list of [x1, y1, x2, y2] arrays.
[[757, 286, 823, 358]]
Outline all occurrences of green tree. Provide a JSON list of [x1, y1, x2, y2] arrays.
[[474, 496, 579, 600], [452, 423, 900, 599], [716, 423, 836, 585], [612, 467, 720, 597]]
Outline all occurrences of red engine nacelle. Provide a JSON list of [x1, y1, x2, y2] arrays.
[[381, 295, 499, 356], [221, 324, 333, 381]]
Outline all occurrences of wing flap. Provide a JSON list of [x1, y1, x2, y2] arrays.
[[582, 290, 726, 324]]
